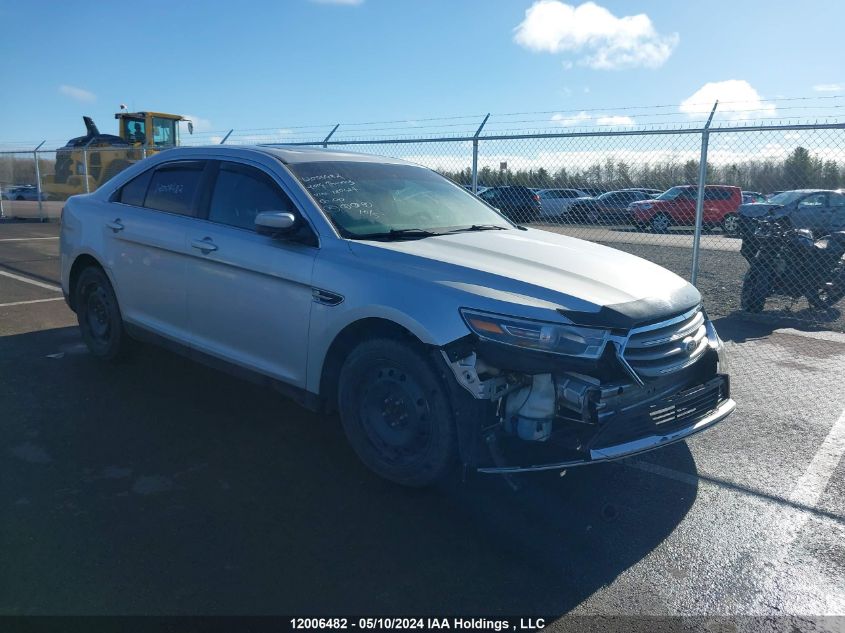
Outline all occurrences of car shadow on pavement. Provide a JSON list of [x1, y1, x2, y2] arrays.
[[1, 326, 698, 616], [713, 311, 843, 343]]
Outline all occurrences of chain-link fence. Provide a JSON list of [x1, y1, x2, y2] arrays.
[[2, 117, 844, 334]]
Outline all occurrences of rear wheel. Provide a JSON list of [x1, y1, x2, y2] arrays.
[[807, 263, 845, 309], [741, 267, 770, 313], [650, 213, 671, 233], [337, 338, 457, 487], [74, 266, 130, 360], [722, 213, 739, 235]]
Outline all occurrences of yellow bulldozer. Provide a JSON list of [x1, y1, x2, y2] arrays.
[[43, 110, 193, 198]]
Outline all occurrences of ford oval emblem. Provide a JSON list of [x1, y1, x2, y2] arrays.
[[683, 337, 697, 353]]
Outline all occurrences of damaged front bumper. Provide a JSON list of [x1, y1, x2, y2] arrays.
[[442, 314, 735, 475], [478, 379, 735, 473]]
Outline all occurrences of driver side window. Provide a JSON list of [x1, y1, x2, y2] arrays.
[[799, 193, 826, 207], [208, 162, 295, 231]]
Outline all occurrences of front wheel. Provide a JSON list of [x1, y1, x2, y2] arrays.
[[74, 266, 131, 360], [722, 213, 739, 235], [741, 266, 770, 313], [337, 338, 458, 487], [650, 213, 671, 233]]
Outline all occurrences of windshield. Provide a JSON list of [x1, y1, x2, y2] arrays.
[[656, 186, 693, 201], [289, 161, 513, 237], [152, 117, 178, 147], [767, 190, 807, 205]]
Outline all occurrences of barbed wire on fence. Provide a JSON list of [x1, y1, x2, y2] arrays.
[[1, 106, 844, 332]]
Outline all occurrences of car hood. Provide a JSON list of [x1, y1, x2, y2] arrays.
[[349, 228, 700, 328], [629, 198, 673, 209], [739, 202, 782, 218]]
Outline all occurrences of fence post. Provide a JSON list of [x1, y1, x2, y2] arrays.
[[81, 137, 95, 194], [33, 141, 45, 221], [691, 101, 718, 286], [82, 150, 90, 193], [323, 124, 340, 148], [472, 113, 490, 194], [219, 130, 233, 145]]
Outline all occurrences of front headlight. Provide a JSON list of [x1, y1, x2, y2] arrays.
[[460, 309, 611, 359]]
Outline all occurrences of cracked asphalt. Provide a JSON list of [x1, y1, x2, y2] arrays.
[[1, 220, 843, 627]]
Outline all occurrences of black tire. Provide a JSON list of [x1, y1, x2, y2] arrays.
[[74, 266, 130, 360], [337, 338, 457, 487], [741, 267, 769, 313], [807, 264, 845, 309], [650, 213, 671, 233]]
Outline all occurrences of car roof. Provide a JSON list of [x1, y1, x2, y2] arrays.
[[170, 144, 415, 166], [780, 188, 832, 193]]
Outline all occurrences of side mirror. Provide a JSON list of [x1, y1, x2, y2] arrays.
[[255, 211, 297, 238]]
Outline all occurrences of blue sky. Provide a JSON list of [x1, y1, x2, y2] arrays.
[[0, 0, 843, 147]]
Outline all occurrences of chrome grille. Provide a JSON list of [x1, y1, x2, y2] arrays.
[[622, 308, 707, 380]]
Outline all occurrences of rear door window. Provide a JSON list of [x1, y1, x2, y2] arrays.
[[118, 169, 154, 207], [144, 161, 206, 216]]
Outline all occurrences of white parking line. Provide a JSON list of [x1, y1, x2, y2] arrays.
[[749, 406, 845, 613], [791, 408, 845, 508], [0, 297, 64, 308], [0, 237, 59, 242], [0, 270, 62, 292]]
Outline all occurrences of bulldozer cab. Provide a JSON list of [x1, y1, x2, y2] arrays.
[[115, 111, 192, 149]]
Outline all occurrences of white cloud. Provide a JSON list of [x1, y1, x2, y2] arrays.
[[310, 0, 363, 4], [181, 114, 213, 133], [551, 111, 591, 126], [813, 83, 843, 93], [59, 84, 96, 103], [679, 80, 776, 120], [513, 1, 678, 70], [596, 115, 635, 126]]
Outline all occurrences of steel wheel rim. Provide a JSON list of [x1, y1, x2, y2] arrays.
[[724, 215, 738, 233], [85, 284, 111, 343], [356, 363, 433, 466]]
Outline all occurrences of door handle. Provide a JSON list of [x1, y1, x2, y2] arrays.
[[106, 219, 124, 233], [191, 237, 218, 254]]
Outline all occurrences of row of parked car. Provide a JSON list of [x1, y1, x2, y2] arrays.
[[0, 184, 49, 201], [464, 184, 845, 236]]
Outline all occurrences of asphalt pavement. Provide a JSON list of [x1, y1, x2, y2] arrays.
[[1, 220, 843, 625]]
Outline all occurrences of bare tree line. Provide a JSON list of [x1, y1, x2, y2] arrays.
[[441, 147, 845, 194], [1, 146, 843, 195]]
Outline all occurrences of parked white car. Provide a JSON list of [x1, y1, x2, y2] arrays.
[[536, 188, 590, 219], [60, 146, 734, 486]]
